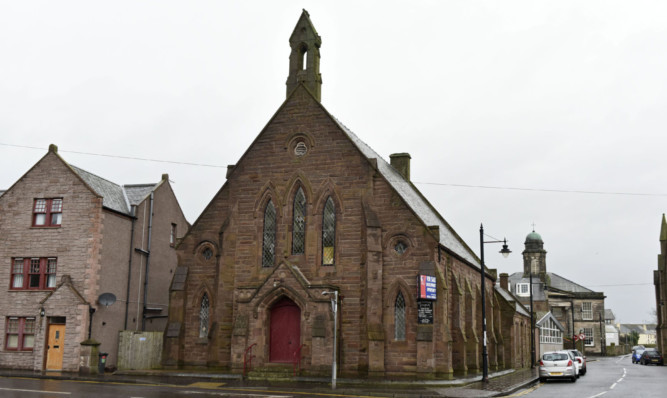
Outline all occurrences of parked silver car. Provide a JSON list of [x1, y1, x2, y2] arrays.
[[568, 349, 587, 375], [539, 351, 578, 382]]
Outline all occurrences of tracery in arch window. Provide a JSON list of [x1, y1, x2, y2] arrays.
[[262, 200, 276, 268], [199, 293, 210, 338], [292, 188, 306, 255], [322, 197, 335, 265], [395, 292, 406, 341]]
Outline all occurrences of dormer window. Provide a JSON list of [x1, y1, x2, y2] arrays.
[[515, 283, 529, 297], [33, 198, 62, 227]]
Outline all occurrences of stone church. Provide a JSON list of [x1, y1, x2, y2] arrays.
[[162, 10, 530, 379]]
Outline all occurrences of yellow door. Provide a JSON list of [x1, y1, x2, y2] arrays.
[[45, 324, 66, 371]]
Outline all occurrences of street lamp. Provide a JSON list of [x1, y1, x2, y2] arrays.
[[322, 290, 338, 389], [479, 224, 511, 382]]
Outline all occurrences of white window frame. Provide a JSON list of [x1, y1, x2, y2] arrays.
[[515, 283, 529, 297], [539, 318, 563, 344], [583, 327, 594, 346], [582, 302, 593, 320]]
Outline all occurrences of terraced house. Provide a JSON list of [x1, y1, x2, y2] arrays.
[[163, 10, 531, 379], [0, 146, 187, 371]]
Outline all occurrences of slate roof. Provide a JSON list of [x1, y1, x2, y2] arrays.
[[618, 324, 657, 335], [506, 273, 548, 301], [605, 309, 616, 321], [69, 165, 161, 215], [548, 273, 594, 293], [70, 165, 130, 214], [124, 184, 158, 206], [332, 117, 481, 268], [495, 285, 530, 317]]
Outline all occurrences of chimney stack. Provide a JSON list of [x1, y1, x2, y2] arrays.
[[499, 273, 509, 291], [390, 153, 411, 181]]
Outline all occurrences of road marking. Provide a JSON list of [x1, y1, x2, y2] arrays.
[[0, 387, 71, 395], [505, 385, 540, 397], [187, 382, 227, 389], [610, 383, 617, 389], [588, 392, 607, 398]]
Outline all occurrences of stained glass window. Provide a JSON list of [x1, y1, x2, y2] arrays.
[[292, 188, 306, 254], [199, 293, 210, 338], [394, 241, 407, 254], [322, 197, 335, 265], [262, 200, 276, 267], [395, 292, 406, 341]]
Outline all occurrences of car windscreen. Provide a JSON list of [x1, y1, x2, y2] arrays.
[[543, 353, 569, 361]]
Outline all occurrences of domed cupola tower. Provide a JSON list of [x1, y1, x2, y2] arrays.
[[523, 229, 547, 282]]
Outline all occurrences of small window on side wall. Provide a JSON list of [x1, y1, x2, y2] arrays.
[[33, 198, 62, 227], [199, 293, 210, 338], [395, 292, 406, 341], [170, 224, 177, 247]]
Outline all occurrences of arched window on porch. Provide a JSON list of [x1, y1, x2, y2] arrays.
[[395, 292, 406, 341], [199, 293, 210, 338]]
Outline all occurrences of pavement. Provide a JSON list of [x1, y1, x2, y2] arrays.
[[0, 366, 539, 397]]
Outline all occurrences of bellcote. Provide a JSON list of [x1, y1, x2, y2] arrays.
[[286, 9, 322, 101]]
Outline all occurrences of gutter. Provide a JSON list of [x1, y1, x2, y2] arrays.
[[124, 206, 137, 329], [140, 192, 154, 331]]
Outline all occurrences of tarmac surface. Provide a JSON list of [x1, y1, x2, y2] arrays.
[[0, 366, 539, 397]]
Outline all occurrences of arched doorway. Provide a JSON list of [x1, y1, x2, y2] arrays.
[[269, 297, 301, 363]]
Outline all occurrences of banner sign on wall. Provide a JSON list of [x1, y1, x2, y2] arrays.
[[418, 275, 437, 300]]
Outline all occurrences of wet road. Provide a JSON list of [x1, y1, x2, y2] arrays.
[[0, 376, 434, 398], [508, 354, 667, 398]]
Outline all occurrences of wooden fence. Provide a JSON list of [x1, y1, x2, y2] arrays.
[[117, 331, 163, 370]]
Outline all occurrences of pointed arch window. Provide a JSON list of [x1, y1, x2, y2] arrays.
[[292, 188, 306, 255], [322, 197, 335, 265], [395, 292, 406, 341], [262, 200, 276, 268], [199, 293, 210, 338]]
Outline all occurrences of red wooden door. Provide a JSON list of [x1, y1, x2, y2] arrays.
[[270, 297, 301, 363]]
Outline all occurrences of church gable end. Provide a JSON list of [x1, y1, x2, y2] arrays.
[[163, 10, 525, 379]]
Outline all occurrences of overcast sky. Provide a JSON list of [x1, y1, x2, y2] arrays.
[[1, 1, 665, 325]]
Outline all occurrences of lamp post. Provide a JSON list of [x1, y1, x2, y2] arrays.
[[322, 290, 338, 389], [479, 224, 511, 382], [529, 270, 535, 368]]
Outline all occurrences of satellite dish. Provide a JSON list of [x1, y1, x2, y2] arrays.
[[98, 293, 117, 307]]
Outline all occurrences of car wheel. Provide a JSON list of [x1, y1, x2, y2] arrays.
[[581, 369, 586, 376], [571, 376, 577, 382], [539, 377, 546, 383]]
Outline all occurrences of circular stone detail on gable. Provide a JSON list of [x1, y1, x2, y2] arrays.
[[294, 141, 308, 157]]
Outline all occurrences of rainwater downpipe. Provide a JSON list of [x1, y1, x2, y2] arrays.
[[124, 206, 137, 330], [141, 192, 154, 331]]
